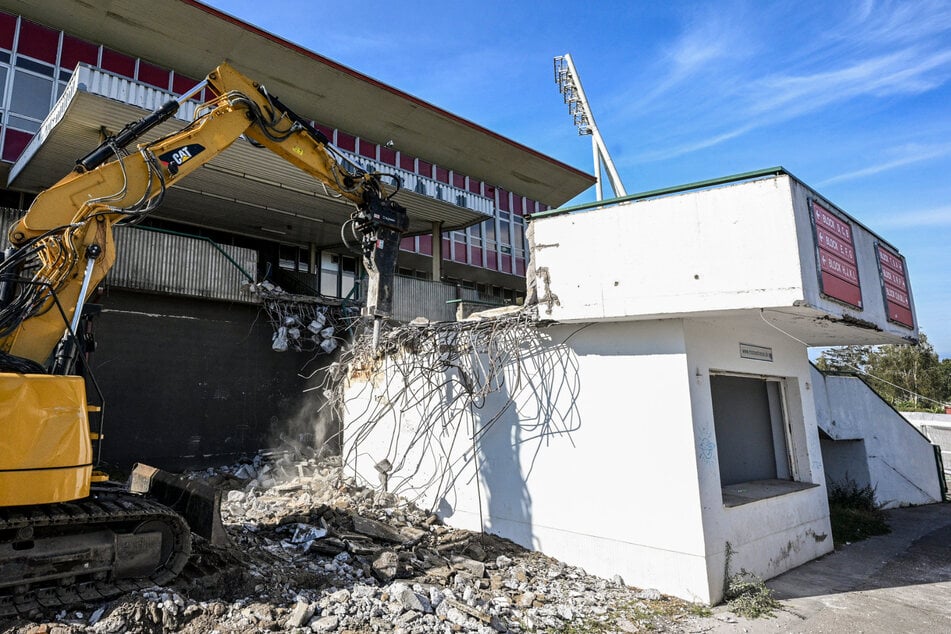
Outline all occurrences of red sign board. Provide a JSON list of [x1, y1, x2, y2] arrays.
[[811, 200, 862, 308], [877, 245, 914, 328]]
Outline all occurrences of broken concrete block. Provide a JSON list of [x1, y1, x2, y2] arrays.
[[451, 556, 486, 578], [390, 584, 432, 614], [636, 588, 663, 601], [352, 513, 408, 543], [309, 614, 339, 632], [371, 551, 400, 583], [285, 599, 314, 628]]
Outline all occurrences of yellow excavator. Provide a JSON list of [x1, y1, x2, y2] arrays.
[[0, 62, 407, 615]]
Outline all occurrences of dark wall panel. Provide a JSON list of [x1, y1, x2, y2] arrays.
[[89, 290, 333, 471]]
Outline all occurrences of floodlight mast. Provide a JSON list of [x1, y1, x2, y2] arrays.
[[553, 54, 626, 201]]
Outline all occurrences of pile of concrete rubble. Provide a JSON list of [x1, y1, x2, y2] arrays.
[[3, 447, 709, 633]]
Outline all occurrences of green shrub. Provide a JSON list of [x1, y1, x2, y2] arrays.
[[724, 571, 780, 618], [827, 479, 890, 546]]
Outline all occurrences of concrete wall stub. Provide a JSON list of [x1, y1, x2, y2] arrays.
[[344, 319, 719, 602], [343, 312, 839, 604], [531, 172, 917, 347]]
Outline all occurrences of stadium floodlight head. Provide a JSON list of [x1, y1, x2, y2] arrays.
[[553, 54, 627, 201]]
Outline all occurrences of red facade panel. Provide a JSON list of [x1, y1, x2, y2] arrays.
[[172, 73, 198, 95], [467, 178, 481, 195], [400, 236, 416, 252], [877, 245, 914, 328], [453, 240, 467, 263], [512, 196, 523, 216], [101, 48, 135, 78], [452, 172, 465, 188], [811, 200, 861, 308], [399, 154, 415, 172], [358, 139, 376, 159], [501, 254, 512, 274], [442, 237, 451, 260], [435, 166, 449, 184], [60, 34, 98, 70], [314, 123, 334, 142], [497, 188, 510, 212], [417, 159, 432, 178], [470, 246, 483, 267], [379, 146, 396, 165], [335, 131, 356, 152], [17, 19, 58, 64], [418, 234, 432, 256], [515, 257, 526, 277], [2, 128, 32, 162], [0, 12, 15, 50], [138, 60, 169, 90], [485, 250, 498, 271]]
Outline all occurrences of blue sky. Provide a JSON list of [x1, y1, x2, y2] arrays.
[[204, 0, 951, 357]]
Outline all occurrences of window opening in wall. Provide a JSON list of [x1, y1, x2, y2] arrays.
[[710, 374, 815, 506], [0, 64, 8, 108], [9, 63, 53, 132], [321, 252, 340, 297], [340, 255, 357, 298]]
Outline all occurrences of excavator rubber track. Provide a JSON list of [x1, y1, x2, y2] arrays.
[[0, 488, 191, 618]]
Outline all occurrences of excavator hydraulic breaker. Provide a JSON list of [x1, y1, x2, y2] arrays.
[[358, 197, 409, 318], [130, 463, 230, 546]]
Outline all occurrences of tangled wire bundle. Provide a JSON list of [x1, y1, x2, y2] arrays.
[[309, 308, 586, 508]]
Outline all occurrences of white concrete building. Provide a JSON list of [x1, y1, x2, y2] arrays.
[[343, 169, 925, 603]]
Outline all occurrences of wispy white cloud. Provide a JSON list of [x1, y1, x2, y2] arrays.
[[751, 48, 951, 117], [819, 143, 951, 185], [625, 0, 951, 163], [637, 125, 755, 162], [871, 205, 951, 229], [844, 0, 951, 46], [613, 4, 758, 115]]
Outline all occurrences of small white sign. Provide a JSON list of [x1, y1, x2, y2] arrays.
[[739, 343, 773, 362]]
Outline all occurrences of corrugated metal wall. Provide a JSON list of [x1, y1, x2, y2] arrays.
[[2, 207, 506, 318], [0, 209, 257, 304], [110, 227, 257, 303], [390, 276, 497, 322]]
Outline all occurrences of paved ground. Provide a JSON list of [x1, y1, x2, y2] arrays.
[[697, 502, 951, 633]]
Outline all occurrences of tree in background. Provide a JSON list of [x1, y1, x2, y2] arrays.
[[816, 332, 950, 412]]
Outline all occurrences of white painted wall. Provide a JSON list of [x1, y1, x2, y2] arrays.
[[344, 314, 838, 604], [532, 177, 804, 322], [682, 317, 833, 601], [345, 319, 719, 602], [813, 369, 942, 507]]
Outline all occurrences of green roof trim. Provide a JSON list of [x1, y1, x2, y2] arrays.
[[527, 166, 792, 220]]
